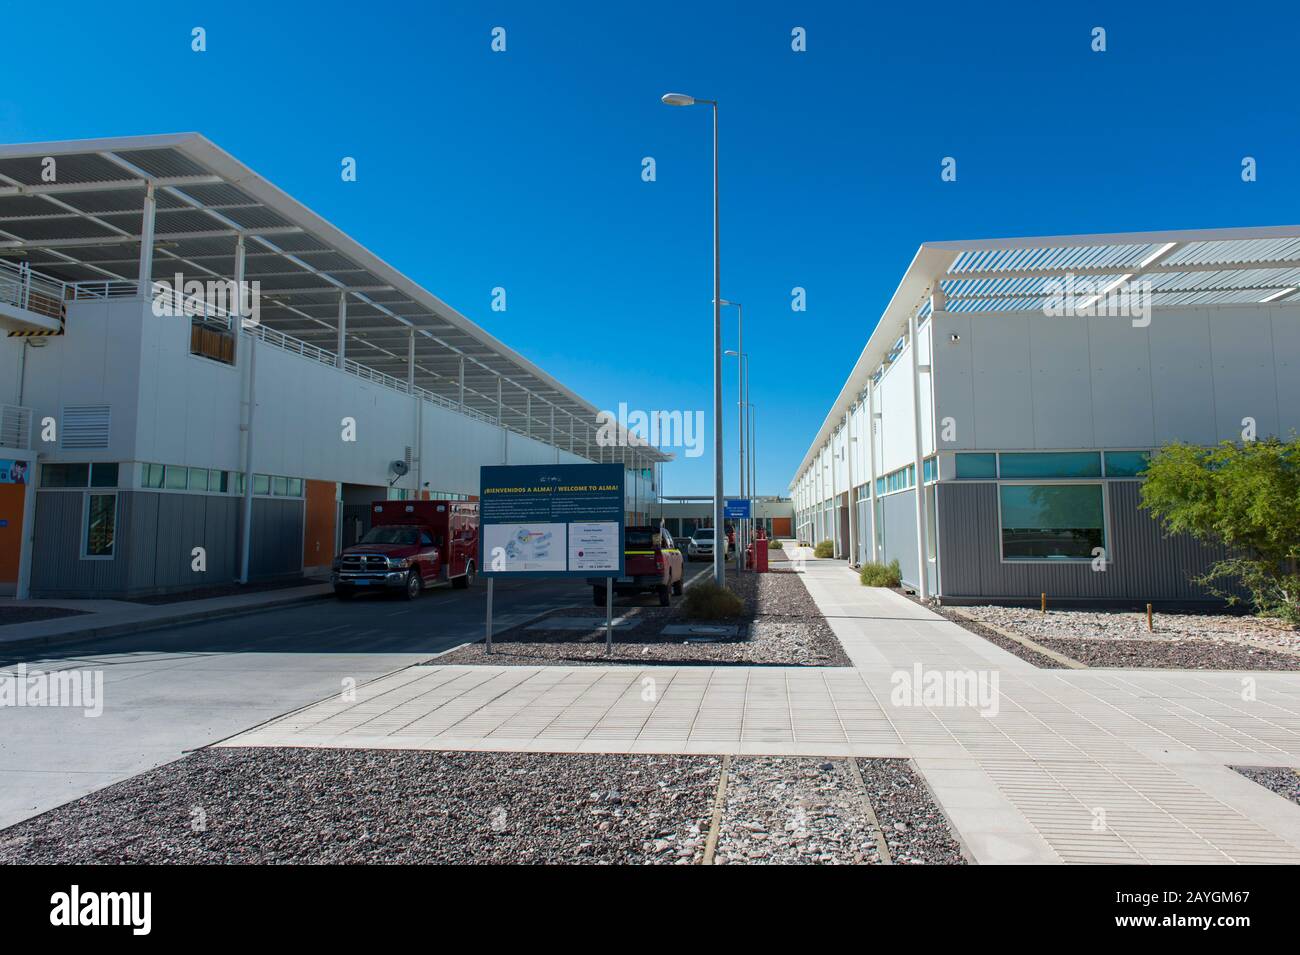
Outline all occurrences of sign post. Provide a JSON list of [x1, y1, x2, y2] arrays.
[[479, 464, 625, 657], [724, 498, 751, 572]]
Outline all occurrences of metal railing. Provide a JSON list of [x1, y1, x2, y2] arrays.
[[0, 404, 33, 451], [0, 259, 67, 322]]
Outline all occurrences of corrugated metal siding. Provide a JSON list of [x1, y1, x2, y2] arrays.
[[935, 481, 1229, 601], [32, 490, 304, 598]]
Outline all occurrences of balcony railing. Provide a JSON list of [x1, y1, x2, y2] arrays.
[[0, 404, 33, 451], [0, 260, 67, 322]]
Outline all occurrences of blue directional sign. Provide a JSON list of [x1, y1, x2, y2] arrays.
[[479, 463, 625, 578], [724, 498, 751, 519]]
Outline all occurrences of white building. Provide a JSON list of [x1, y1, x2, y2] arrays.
[[790, 226, 1300, 604], [0, 134, 667, 598]]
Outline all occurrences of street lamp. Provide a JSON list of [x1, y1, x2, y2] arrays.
[[662, 90, 723, 585], [725, 341, 748, 572]]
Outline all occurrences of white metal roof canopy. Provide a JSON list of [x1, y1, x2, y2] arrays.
[[790, 224, 1300, 488], [0, 133, 670, 463]]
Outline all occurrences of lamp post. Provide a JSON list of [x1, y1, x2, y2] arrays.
[[748, 401, 756, 529], [725, 342, 747, 572], [663, 91, 723, 585]]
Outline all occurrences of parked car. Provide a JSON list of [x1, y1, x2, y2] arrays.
[[588, 525, 684, 606], [331, 500, 478, 599], [685, 527, 731, 561]]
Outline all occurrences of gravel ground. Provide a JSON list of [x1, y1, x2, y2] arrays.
[[435, 569, 851, 667], [944, 605, 1300, 671], [0, 749, 719, 865], [0, 749, 967, 866], [713, 757, 966, 865], [1231, 766, 1300, 808]]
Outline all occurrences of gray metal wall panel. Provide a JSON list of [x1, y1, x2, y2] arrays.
[[31, 491, 131, 597], [32, 490, 304, 597], [881, 490, 919, 588], [935, 481, 1229, 601], [249, 497, 304, 578]]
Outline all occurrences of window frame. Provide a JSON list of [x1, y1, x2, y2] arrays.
[[996, 480, 1110, 565], [80, 491, 118, 561]]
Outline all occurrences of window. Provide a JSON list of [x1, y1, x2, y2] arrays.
[[83, 493, 117, 559], [165, 465, 188, 490], [1000, 484, 1105, 560], [188, 467, 209, 491], [42, 463, 90, 488], [286, 477, 303, 497], [190, 319, 236, 365], [272, 476, 289, 496], [210, 469, 229, 493], [1105, 450, 1150, 478], [40, 462, 119, 488], [955, 453, 997, 479], [253, 474, 270, 495], [143, 463, 165, 488], [999, 451, 1102, 479]]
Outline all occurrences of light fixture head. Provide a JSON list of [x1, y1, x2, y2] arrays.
[[661, 92, 696, 106]]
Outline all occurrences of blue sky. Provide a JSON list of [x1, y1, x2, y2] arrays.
[[3, 1, 1297, 497]]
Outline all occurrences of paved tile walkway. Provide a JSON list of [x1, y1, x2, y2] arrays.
[[222, 556, 1300, 865]]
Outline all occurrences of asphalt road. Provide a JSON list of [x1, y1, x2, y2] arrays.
[[0, 573, 688, 830]]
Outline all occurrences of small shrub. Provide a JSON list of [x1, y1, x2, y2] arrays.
[[813, 539, 834, 558], [767, 539, 783, 550], [859, 559, 901, 588], [681, 581, 745, 620]]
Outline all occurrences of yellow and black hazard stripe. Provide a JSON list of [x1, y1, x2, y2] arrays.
[[7, 309, 65, 338]]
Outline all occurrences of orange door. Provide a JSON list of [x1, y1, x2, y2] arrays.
[[0, 482, 24, 587], [303, 480, 338, 572]]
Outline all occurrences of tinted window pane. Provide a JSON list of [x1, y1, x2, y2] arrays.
[[955, 453, 997, 479], [1105, 450, 1150, 477], [165, 465, 188, 490], [188, 467, 209, 491], [254, 474, 270, 495], [999, 452, 1101, 478], [1000, 484, 1104, 560], [43, 463, 89, 488], [287, 477, 303, 497], [143, 463, 164, 489], [89, 463, 119, 488], [85, 494, 116, 557], [210, 469, 228, 493]]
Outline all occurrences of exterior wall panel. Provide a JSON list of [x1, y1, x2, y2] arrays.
[[935, 481, 1229, 602]]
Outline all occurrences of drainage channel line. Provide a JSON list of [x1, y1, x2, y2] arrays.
[[844, 756, 893, 865], [701, 754, 732, 865]]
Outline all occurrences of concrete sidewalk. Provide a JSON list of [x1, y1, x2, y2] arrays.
[[214, 558, 1300, 864], [0, 582, 333, 655]]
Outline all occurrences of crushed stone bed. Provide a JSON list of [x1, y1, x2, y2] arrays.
[[939, 605, 1300, 670], [1231, 766, 1300, 808], [435, 569, 851, 667], [0, 750, 966, 866], [715, 756, 966, 865], [0, 749, 720, 865]]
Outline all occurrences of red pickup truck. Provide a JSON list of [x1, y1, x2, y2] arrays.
[[587, 525, 684, 607], [331, 500, 478, 600]]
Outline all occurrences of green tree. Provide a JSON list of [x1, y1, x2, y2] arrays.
[[1139, 437, 1300, 623]]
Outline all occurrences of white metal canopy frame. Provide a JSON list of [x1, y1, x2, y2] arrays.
[[0, 133, 670, 464], [790, 223, 1300, 487]]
